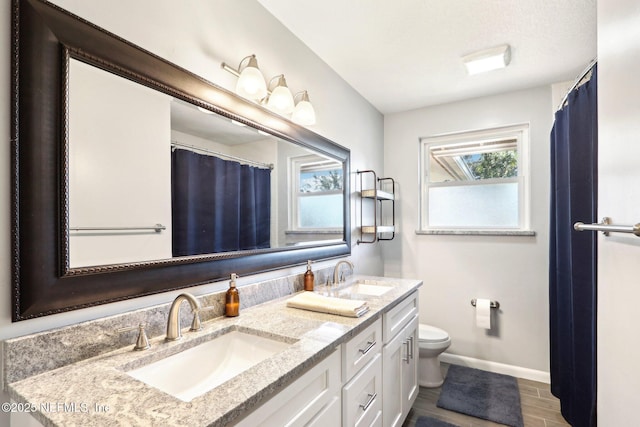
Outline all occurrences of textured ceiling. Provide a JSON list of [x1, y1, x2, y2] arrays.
[[257, 0, 597, 114]]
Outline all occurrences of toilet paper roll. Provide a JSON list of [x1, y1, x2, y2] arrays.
[[475, 298, 492, 329]]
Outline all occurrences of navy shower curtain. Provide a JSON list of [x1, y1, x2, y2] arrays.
[[549, 65, 598, 427], [171, 149, 271, 256]]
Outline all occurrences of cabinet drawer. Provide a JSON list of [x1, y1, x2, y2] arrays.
[[234, 348, 341, 427], [342, 318, 382, 382], [342, 354, 382, 427], [383, 291, 418, 343]]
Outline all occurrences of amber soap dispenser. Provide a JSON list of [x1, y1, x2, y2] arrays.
[[304, 260, 314, 291], [225, 273, 240, 317]]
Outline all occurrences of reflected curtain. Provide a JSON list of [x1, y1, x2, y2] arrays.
[[171, 149, 271, 256], [549, 65, 598, 427]]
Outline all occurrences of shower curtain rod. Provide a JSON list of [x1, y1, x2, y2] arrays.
[[556, 58, 598, 112], [171, 141, 274, 170]]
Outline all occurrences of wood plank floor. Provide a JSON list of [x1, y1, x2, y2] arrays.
[[402, 364, 571, 427]]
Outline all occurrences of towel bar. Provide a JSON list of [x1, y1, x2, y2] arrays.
[[70, 223, 166, 233], [573, 217, 640, 237]]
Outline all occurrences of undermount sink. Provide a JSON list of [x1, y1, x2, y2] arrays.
[[332, 279, 395, 297], [346, 282, 393, 296], [126, 329, 291, 402]]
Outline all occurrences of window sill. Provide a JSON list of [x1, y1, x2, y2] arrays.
[[416, 229, 536, 236], [285, 229, 343, 235]]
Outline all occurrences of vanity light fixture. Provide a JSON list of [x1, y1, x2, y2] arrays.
[[221, 55, 316, 125], [291, 91, 316, 125], [266, 75, 295, 115], [462, 44, 511, 75], [222, 54, 268, 100]]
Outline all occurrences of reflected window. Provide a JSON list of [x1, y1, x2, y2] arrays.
[[290, 155, 343, 230], [419, 124, 530, 231]]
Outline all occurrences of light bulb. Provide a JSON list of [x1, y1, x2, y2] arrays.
[[292, 92, 316, 125], [235, 56, 267, 100], [267, 76, 294, 114]]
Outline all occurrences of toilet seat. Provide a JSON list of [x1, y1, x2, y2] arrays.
[[418, 324, 449, 343]]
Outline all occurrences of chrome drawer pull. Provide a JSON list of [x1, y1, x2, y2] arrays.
[[359, 392, 377, 411], [408, 336, 414, 359], [359, 340, 376, 355], [402, 339, 410, 363]]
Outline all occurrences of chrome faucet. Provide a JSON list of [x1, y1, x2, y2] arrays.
[[166, 293, 202, 341], [333, 260, 354, 284]]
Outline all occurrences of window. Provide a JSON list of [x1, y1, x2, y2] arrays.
[[419, 124, 531, 234], [290, 155, 343, 230]]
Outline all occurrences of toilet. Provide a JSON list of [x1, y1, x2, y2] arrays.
[[418, 324, 451, 388]]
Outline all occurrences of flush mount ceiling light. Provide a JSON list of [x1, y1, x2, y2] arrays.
[[291, 91, 316, 125], [221, 55, 316, 125], [221, 54, 267, 100], [462, 44, 511, 75]]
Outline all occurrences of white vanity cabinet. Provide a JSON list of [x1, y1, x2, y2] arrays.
[[237, 292, 419, 427], [234, 347, 341, 427], [382, 291, 419, 427], [342, 318, 383, 427]]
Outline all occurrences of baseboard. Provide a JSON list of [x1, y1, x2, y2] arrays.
[[440, 353, 550, 384]]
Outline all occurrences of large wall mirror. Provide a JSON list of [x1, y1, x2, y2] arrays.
[[11, 0, 350, 321]]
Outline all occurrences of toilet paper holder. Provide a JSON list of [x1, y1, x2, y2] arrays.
[[470, 299, 500, 309]]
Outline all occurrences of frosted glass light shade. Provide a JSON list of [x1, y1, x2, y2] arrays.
[[292, 92, 316, 125], [267, 76, 294, 114], [236, 63, 267, 100]]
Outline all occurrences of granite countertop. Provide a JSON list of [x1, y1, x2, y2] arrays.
[[5, 275, 421, 427]]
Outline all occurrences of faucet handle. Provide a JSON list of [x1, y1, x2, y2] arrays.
[[190, 310, 202, 332], [116, 323, 151, 351], [189, 304, 222, 331]]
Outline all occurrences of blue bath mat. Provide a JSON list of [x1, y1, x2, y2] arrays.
[[415, 416, 459, 427], [436, 365, 524, 427]]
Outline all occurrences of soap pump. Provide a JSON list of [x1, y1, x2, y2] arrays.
[[304, 260, 314, 291], [225, 273, 240, 317]]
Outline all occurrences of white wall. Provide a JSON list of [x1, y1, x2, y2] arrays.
[[0, 1, 383, 414], [69, 59, 173, 267], [383, 86, 553, 374], [597, 0, 640, 423]]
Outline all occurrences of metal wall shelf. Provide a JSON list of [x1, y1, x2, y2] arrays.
[[357, 170, 396, 244]]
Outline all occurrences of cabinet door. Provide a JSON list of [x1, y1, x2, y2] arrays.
[[401, 317, 419, 420], [308, 396, 341, 427], [382, 324, 406, 427], [382, 315, 419, 427]]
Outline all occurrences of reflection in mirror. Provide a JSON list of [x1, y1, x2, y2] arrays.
[[68, 59, 344, 268]]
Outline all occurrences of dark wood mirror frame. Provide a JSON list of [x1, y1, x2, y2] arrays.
[[10, 0, 351, 321]]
